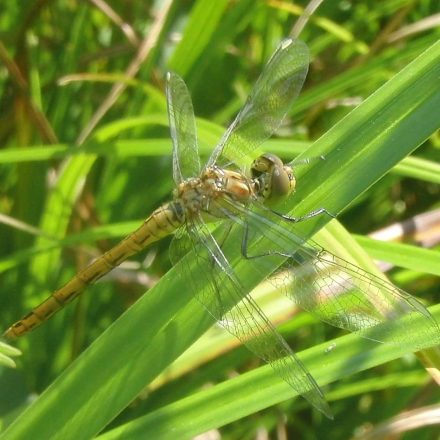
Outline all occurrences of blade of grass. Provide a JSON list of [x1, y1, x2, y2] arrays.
[[97, 306, 440, 440], [355, 236, 440, 277], [168, 0, 230, 75]]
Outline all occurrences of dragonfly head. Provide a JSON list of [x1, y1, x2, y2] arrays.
[[251, 153, 296, 203]]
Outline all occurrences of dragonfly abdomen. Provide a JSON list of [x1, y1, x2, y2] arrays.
[[3, 202, 184, 339]]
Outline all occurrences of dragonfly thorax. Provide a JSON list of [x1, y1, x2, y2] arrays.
[[173, 167, 255, 219], [251, 153, 296, 203]]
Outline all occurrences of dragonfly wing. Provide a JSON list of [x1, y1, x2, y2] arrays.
[[219, 198, 440, 350], [166, 72, 201, 183], [169, 226, 192, 266], [277, 245, 440, 348], [207, 39, 309, 168], [180, 214, 331, 417]]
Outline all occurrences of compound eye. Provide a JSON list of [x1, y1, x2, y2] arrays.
[[251, 154, 295, 201], [269, 165, 296, 200], [251, 155, 270, 177], [251, 153, 283, 177], [271, 168, 289, 197]]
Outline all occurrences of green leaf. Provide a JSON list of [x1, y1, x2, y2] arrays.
[[96, 305, 440, 440], [355, 236, 440, 277], [168, 0, 230, 76], [0, 342, 21, 369]]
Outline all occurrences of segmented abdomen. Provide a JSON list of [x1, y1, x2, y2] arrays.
[[3, 201, 184, 339]]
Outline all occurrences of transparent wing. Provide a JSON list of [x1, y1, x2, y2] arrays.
[[170, 214, 332, 418], [219, 198, 440, 350], [274, 248, 440, 348], [207, 39, 309, 168], [169, 225, 192, 266], [166, 72, 201, 183]]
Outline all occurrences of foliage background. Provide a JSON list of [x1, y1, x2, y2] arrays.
[[0, 0, 439, 438]]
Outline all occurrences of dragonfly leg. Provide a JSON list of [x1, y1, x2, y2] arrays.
[[240, 206, 333, 260], [241, 222, 291, 260]]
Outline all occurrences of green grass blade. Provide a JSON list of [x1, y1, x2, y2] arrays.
[[96, 307, 440, 440], [355, 236, 440, 277]]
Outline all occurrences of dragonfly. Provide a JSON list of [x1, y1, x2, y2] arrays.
[[4, 39, 439, 417]]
